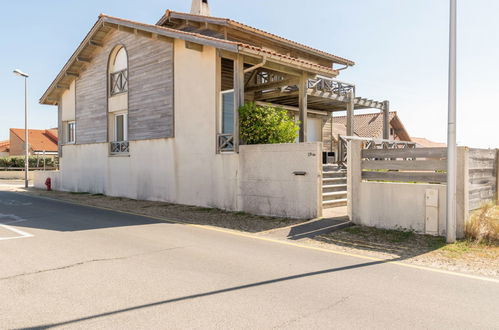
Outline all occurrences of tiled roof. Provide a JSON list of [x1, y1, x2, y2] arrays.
[[0, 140, 9, 152], [411, 137, 446, 148], [10, 129, 58, 152], [333, 112, 397, 139], [160, 10, 355, 66]]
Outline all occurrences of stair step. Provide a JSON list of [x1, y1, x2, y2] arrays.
[[322, 184, 347, 190], [323, 198, 348, 205], [323, 191, 347, 197], [323, 177, 346, 183]]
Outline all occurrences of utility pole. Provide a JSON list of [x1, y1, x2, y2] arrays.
[[446, 0, 457, 243]]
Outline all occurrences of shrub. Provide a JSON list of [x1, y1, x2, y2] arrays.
[[0, 156, 55, 168], [465, 201, 499, 244], [239, 102, 300, 145]]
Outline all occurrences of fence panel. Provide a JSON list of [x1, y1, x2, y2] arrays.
[[361, 148, 447, 184], [468, 148, 497, 210]]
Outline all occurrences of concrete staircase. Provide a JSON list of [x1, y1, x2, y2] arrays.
[[322, 164, 347, 209]]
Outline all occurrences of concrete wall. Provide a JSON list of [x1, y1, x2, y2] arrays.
[[355, 182, 447, 235], [239, 143, 322, 219], [348, 140, 461, 237], [34, 171, 60, 189]]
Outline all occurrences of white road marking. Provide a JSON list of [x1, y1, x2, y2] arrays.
[[0, 214, 33, 241]]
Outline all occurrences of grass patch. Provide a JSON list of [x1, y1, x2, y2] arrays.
[[70, 192, 89, 195], [465, 201, 499, 244], [92, 193, 104, 196]]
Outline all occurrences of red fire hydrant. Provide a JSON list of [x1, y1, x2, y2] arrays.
[[45, 178, 52, 191]]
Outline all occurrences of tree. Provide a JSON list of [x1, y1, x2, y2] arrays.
[[239, 102, 300, 145]]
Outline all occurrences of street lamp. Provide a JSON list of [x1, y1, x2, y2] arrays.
[[13, 69, 30, 189], [446, 0, 457, 243]]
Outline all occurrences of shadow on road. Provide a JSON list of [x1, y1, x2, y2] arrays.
[[21, 258, 395, 329]]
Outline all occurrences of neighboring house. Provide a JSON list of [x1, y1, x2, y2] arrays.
[[411, 137, 446, 148], [0, 140, 9, 157], [9, 129, 58, 157], [37, 1, 399, 218], [322, 111, 411, 150]]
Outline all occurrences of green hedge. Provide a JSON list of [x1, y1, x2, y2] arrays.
[[239, 102, 300, 145], [0, 156, 56, 168]]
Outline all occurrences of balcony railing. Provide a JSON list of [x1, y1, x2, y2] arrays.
[[110, 141, 129, 154], [217, 134, 234, 152], [110, 69, 128, 96], [307, 77, 355, 96]]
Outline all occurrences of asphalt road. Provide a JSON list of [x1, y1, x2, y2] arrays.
[[0, 190, 498, 329]]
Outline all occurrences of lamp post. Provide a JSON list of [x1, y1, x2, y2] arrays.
[[13, 69, 29, 189], [446, 0, 457, 243]]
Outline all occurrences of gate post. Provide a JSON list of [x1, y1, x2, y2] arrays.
[[347, 140, 362, 223], [456, 146, 469, 239]]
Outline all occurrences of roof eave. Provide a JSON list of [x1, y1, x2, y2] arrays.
[[162, 11, 355, 66]]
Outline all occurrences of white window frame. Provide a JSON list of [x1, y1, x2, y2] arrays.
[[67, 121, 76, 144], [114, 112, 128, 142]]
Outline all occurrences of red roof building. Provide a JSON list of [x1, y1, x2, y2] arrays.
[[9, 129, 58, 156]]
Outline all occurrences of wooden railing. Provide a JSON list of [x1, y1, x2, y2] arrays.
[[217, 134, 234, 153], [110, 69, 128, 96], [110, 141, 129, 154], [338, 136, 416, 167], [307, 77, 355, 96], [361, 147, 448, 184]]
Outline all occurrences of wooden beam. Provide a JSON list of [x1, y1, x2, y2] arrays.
[[76, 56, 91, 63], [185, 41, 204, 52], [346, 90, 354, 136], [246, 78, 299, 93], [383, 100, 390, 140], [56, 84, 70, 90], [65, 72, 79, 78], [89, 40, 103, 47], [299, 72, 308, 142], [234, 54, 245, 152]]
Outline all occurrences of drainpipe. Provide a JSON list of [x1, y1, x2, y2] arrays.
[[243, 57, 267, 74]]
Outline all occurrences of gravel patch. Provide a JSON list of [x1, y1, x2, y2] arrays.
[[305, 226, 499, 279], [12, 188, 306, 233]]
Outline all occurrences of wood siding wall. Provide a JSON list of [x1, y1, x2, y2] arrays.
[[75, 29, 174, 144], [468, 148, 498, 210]]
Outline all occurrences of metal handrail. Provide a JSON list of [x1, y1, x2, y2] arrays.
[[110, 141, 129, 154]]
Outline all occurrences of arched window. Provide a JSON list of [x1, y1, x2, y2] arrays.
[[108, 46, 129, 153], [109, 46, 128, 96]]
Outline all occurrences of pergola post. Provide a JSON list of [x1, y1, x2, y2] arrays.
[[234, 54, 245, 152], [346, 90, 354, 136], [383, 100, 390, 140], [299, 72, 308, 142]]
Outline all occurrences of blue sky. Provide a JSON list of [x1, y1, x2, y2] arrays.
[[1, 0, 497, 147]]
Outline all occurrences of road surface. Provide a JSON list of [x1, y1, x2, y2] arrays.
[[0, 190, 498, 329]]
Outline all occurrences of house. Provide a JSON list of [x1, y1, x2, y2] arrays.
[[0, 141, 9, 157], [36, 0, 398, 219], [411, 137, 446, 148], [8, 129, 58, 157], [323, 111, 411, 150]]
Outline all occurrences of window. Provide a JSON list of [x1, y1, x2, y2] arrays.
[[109, 47, 128, 96], [114, 113, 128, 142], [390, 128, 395, 136], [67, 121, 75, 144], [221, 90, 234, 134]]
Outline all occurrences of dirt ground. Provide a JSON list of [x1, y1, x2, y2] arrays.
[[12, 187, 305, 233], [306, 226, 499, 279]]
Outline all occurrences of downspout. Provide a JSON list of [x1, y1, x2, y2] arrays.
[[243, 57, 267, 73], [336, 63, 349, 71]]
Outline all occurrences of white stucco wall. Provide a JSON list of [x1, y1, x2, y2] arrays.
[[355, 182, 447, 235], [61, 80, 76, 121], [239, 143, 322, 219], [34, 171, 61, 190]]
